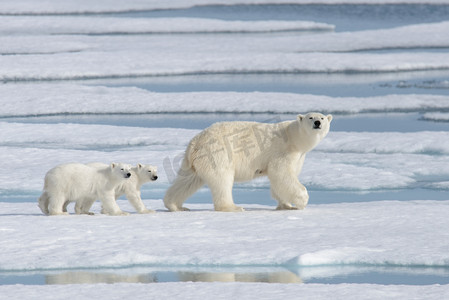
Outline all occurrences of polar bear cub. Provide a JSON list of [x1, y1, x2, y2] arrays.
[[164, 112, 332, 212], [38, 163, 132, 216], [87, 163, 158, 214]]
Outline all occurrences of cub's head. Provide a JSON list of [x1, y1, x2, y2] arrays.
[[297, 112, 333, 140], [136, 163, 158, 181], [111, 163, 132, 179]]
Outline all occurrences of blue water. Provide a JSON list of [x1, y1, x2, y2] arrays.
[[69, 71, 449, 97], [115, 4, 449, 32], [1, 3, 449, 286], [3, 112, 449, 132]]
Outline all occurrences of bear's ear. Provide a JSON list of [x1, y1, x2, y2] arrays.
[[327, 114, 333, 123], [297, 114, 304, 122], [110, 163, 117, 169], [137, 163, 143, 169]]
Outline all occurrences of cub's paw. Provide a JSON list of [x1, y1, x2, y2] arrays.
[[106, 210, 130, 216], [138, 209, 156, 214]]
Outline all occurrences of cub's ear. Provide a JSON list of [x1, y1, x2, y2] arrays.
[[327, 114, 333, 123], [137, 163, 143, 169], [297, 114, 305, 122], [110, 163, 117, 169]]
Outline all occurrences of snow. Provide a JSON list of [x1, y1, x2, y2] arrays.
[[1, 283, 448, 300], [422, 112, 449, 122], [4, 47, 449, 81], [294, 21, 449, 52], [2, 21, 449, 79], [1, 200, 449, 275], [1, 0, 449, 297], [1, 200, 449, 298], [0, 16, 334, 35], [1, 84, 449, 116]]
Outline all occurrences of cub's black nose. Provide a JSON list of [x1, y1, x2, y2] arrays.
[[153, 176, 158, 180], [314, 120, 321, 127], [126, 173, 131, 178]]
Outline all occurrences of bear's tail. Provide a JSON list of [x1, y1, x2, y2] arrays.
[[163, 156, 204, 211], [38, 191, 50, 215]]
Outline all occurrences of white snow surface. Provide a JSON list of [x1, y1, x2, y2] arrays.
[[0, 16, 334, 35], [1, 200, 449, 270], [1, 283, 448, 300], [1, 0, 449, 297], [0, 200, 449, 298], [422, 112, 449, 122], [2, 21, 449, 79], [1, 84, 449, 116]]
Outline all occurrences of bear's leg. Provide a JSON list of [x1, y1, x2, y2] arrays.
[[38, 191, 50, 215], [164, 168, 204, 212], [127, 192, 155, 214], [100, 192, 129, 216], [205, 175, 244, 212], [268, 166, 309, 210], [47, 193, 69, 215], [75, 198, 96, 215]]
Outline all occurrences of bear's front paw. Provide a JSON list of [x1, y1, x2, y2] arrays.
[[276, 203, 299, 210], [234, 206, 245, 212], [105, 210, 130, 216], [49, 211, 70, 216], [138, 209, 156, 214], [215, 205, 245, 212]]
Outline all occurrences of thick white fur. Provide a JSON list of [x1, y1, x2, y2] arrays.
[[164, 112, 332, 212], [38, 163, 132, 216], [88, 163, 158, 214]]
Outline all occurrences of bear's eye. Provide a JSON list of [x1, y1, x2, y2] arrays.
[[148, 170, 152, 173], [309, 117, 313, 120], [121, 168, 124, 171], [321, 118, 324, 120]]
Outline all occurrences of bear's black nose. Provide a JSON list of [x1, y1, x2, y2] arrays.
[[153, 176, 158, 180], [126, 173, 131, 178], [314, 120, 321, 128]]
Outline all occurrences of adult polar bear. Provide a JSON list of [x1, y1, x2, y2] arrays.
[[164, 112, 332, 212]]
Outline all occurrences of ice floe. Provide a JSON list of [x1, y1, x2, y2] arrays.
[[1, 84, 449, 116], [0, 16, 334, 35], [0, 200, 448, 270]]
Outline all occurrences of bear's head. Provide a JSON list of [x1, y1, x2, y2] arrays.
[[137, 163, 158, 181], [111, 162, 132, 179], [296, 112, 332, 149]]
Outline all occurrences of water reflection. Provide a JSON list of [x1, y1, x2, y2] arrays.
[[44, 269, 302, 285], [177, 271, 302, 283], [2, 265, 449, 285], [46, 271, 156, 284]]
